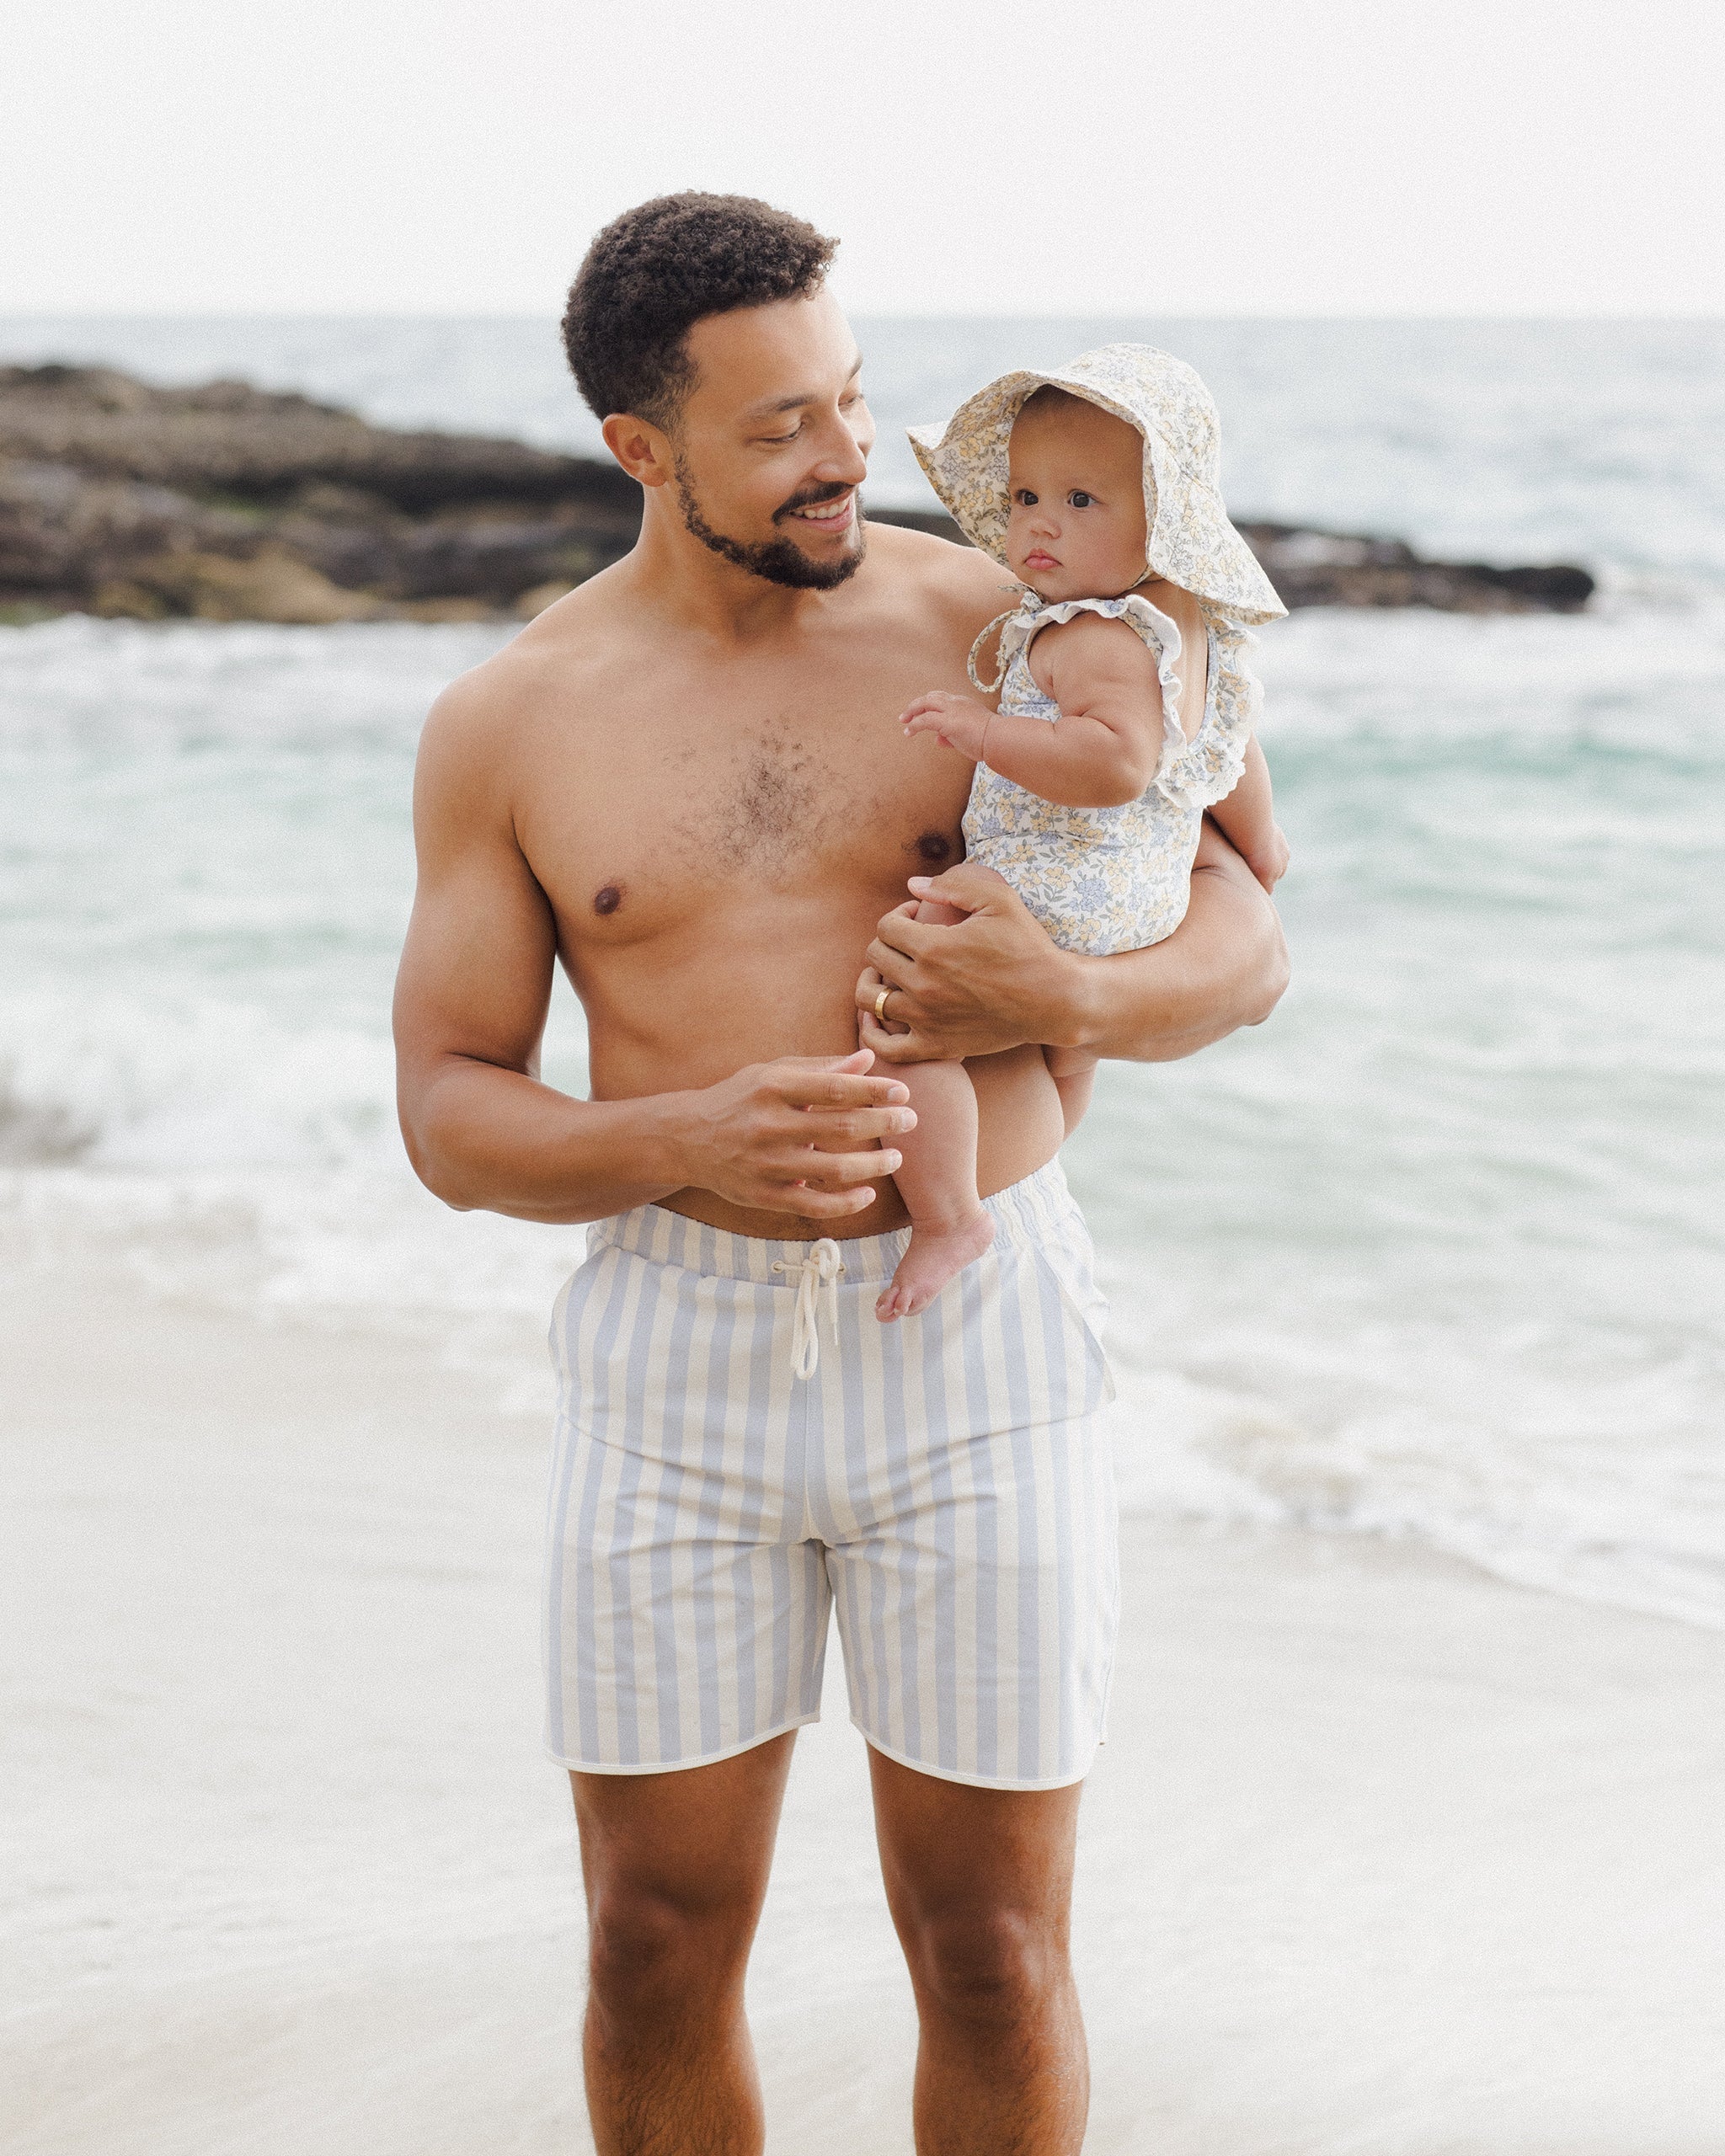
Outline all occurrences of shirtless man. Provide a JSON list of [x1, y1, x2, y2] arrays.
[[393, 194, 1287, 2156]]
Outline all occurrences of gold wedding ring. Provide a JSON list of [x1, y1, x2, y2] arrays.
[[873, 985, 894, 1025]]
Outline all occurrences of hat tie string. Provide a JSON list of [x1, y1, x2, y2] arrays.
[[966, 595, 1040, 693]]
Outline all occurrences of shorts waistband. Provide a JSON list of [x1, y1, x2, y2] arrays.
[[590, 1155, 1079, 1288]]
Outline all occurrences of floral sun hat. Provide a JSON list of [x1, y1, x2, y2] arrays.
[[907, 343, 1286, 625]]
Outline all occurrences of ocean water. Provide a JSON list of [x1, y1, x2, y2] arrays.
[[3, 317, 1722, 1630]]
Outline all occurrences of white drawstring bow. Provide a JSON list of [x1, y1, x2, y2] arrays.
[[772, 1239, 846, 1380]]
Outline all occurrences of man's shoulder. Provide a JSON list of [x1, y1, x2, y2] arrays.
[[862, 518, 1018, 632], [420, 570, 622, 753]]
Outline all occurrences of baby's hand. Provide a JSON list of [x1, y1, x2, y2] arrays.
[[900, 691, 992, 765]]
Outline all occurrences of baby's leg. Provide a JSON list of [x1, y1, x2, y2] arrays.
[[1044, 1045, 1099, 1139], [875, 899, 995, 1321], [880, 1055, 991, 1320]]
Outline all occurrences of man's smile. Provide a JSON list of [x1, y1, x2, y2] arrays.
[[779, 486, 857, 534]]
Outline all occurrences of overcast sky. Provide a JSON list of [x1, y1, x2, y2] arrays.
[[5, 0, 1722, 318]]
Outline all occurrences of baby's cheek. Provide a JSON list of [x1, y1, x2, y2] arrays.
[[1099, 515, 1146, 583]]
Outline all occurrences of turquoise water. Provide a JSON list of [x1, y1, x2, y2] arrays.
[[2, 318, 1722, 1624]]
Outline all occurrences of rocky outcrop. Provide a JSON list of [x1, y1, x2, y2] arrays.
[[1237, 521, 1594, 614], [0, 365, 1594, 624], [0, 364, 628, 508], [0, 365, 638, 623]]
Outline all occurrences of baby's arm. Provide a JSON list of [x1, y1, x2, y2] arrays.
[[1208, 739, 1289, 892], [900, 614, 1161, 809]]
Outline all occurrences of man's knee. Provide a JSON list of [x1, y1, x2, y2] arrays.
[[586, 1883, 753, 2027], [907, 1903, 1066, 2028]]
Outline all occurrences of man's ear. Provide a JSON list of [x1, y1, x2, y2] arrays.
[[601, 413, 676, 490]]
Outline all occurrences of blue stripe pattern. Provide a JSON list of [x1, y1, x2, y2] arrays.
[[542, 1158, 1119, 1789]]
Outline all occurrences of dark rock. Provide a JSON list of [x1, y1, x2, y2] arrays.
[[0, 364, 1594, 623], [0, 364, 644, 620], [0, 361, 635, 512], [98, 547, 384, 626], [1468, 562, 1596, 611], [860, 510, 1594, 615], [1236, 521, 1594, 614]]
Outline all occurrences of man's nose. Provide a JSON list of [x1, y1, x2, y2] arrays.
[[811, 412, 869, 487]]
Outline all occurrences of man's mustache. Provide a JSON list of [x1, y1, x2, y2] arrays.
[[773, 482, 857, 524]]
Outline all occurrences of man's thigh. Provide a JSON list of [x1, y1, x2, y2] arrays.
[[570, 1731, 798, 1927], [868, 1743, 1082, 1956]]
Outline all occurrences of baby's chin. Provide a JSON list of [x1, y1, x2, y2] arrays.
[[1011, 558, 1146, 604]]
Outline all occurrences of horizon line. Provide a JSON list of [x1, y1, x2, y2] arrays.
[[2, 307, 1722, 328]]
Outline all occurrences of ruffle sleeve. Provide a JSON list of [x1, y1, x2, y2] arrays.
[[1151, 610, 1262, 813]]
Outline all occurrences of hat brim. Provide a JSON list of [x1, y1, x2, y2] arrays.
[[908, 358, 1286, 626]]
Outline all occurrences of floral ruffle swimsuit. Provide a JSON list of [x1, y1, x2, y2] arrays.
[[963, 589, 1260, 955]]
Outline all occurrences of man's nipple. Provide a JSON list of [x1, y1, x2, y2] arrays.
[[915, 832, 952, 864], [593, 883, 623, 916]]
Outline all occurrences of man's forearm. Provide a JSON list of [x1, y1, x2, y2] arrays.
[[400, 1043, 915, 1226], [1047, 841, 1289, 1063], [402, 1054, 692, 1225]]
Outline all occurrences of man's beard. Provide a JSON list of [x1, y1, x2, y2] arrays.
[[673, 456, 867, 590]]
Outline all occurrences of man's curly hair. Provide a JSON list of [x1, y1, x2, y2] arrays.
[[562, 193, 839, 430]]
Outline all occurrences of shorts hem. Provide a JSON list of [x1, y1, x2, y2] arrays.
[[544, 1710, 821, 1777], [853, 1721, 1095, 1792]]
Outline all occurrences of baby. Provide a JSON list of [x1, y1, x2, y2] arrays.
[[873, 344, 1290, 1320]]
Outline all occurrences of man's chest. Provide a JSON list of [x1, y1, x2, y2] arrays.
[[516, 635, 975, 951]]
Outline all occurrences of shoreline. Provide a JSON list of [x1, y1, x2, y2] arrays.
[[5, 1275, 1722, 2153]]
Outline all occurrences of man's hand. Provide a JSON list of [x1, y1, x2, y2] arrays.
[[900, 690, 992, 765], [1242, 823, 1290, 894], [854, 825, 1289, 1070], [856, 866, 1071, 1065], [682, 1049, 918, 1219]]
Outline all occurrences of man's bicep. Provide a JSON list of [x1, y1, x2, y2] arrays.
[[396, 841, 558, 1076], [393, 693, 559, 1082]]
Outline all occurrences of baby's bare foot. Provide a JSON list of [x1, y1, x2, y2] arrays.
[[876, 1211, 995, 1322]]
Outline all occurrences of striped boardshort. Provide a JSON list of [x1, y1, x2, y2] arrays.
[[542, 1158, 1119, 1790]]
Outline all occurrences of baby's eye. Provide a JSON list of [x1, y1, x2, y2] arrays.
[[1013, 488, 1039, 506], [1067, 490, 1094, 509]]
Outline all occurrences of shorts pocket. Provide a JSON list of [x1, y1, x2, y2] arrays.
[[551, 1246, 783, 1464], [1025, 1240, 1118, 1410]]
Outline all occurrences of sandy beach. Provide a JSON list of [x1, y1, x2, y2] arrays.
[[5, 1263, 1721, 2156]]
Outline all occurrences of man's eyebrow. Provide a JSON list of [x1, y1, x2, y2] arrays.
[[743, 353, 864, 420]]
